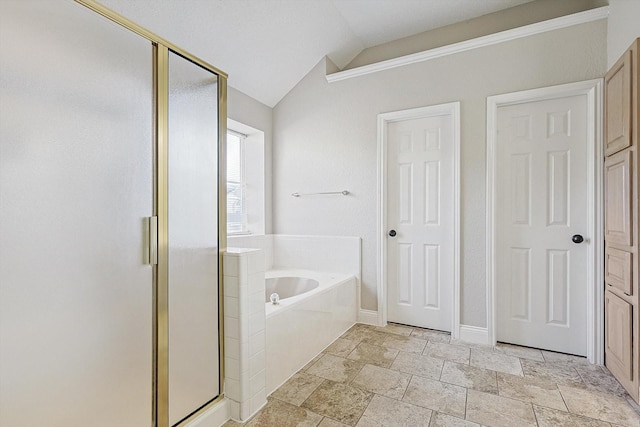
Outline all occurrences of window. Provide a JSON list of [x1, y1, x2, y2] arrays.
[[227, 130, 247, 234], [226, 118, 265, 236]]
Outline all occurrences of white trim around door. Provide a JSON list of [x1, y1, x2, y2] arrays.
[[486, 79, 603, 363], [377, 102, 461, 338]]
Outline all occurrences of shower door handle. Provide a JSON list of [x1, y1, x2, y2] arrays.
[[144, 216, 158, 265]]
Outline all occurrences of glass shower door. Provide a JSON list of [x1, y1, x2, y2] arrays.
[[0, 1, 154, 426], [167, 51, 220, 425]]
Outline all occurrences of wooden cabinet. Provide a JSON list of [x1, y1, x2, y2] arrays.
[[604, 38, 640, 402], [606, 246, 633, 295], [606, 291, 633, 381], [605, 50, 632, 156], [605, 150, 633, 246]]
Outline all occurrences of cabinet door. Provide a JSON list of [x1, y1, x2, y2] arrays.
[[605, 291, 633, 381], [604, 150, 632, 246], [605, 247, 633, 295], [605, 49, 632, 156]]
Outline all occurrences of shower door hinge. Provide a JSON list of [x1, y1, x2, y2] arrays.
[[144, 216, 158, 265]]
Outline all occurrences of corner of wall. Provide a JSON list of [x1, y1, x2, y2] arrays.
[[227, 86, 274, 235], [325, 56, 340, 74], [606, 0, 640, 68]]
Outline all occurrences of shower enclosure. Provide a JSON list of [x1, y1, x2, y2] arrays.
[[0, 1, 226, 426]]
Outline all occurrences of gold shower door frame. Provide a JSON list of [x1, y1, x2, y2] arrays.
[[75, 2, 228, 426]]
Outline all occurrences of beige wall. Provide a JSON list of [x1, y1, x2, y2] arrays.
[[607, 0, 640, 67], [272, 20, 607, 327], [228, 86, 274, 233]]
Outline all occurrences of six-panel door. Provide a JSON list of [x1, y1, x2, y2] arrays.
[[495, 95, 589, 355], [387, 112, 455, 331]]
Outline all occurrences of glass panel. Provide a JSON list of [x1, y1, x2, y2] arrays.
[[167, 51, 220, 424], [0, 1, 153, 426]]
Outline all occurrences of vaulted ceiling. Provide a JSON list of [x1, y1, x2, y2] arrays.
[[100, 0, 534, 107]]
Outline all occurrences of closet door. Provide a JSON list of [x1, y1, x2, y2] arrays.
[[0, 2, 153, 426]]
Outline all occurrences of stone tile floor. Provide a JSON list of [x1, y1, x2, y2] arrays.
[[223, 323, 640, 427]]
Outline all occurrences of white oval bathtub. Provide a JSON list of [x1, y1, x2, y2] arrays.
[[265, 269, 357, 394], [265, 276, 319, 302]]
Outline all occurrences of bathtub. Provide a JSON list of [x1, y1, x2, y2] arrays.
[[265, 269, 357, 394], [265, 276, 320, 304]]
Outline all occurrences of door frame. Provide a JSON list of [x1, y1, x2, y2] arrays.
[[486, 79, 603, 363], [377, 102, 461, 337]]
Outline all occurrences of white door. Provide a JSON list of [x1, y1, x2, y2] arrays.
[[387, 109, 456, 331], [496, 95, 588, 356]]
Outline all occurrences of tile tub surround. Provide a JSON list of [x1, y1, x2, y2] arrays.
[[227, 234, 361, 303], [223, 248, 267, 422], [223, 323, 640, 427], [227, 235, 361, 280]]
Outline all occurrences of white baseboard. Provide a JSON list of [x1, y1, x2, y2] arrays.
[[458, 325, 489, 346], [185, 398, 231, 427], [358, 309, 379, 326]]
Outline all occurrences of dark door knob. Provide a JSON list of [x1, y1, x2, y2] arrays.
[[388, 230, 397, 237], [572, 234, 584, 244]]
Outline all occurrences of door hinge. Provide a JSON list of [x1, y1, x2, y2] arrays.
[[144, 216, 158, 265]]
